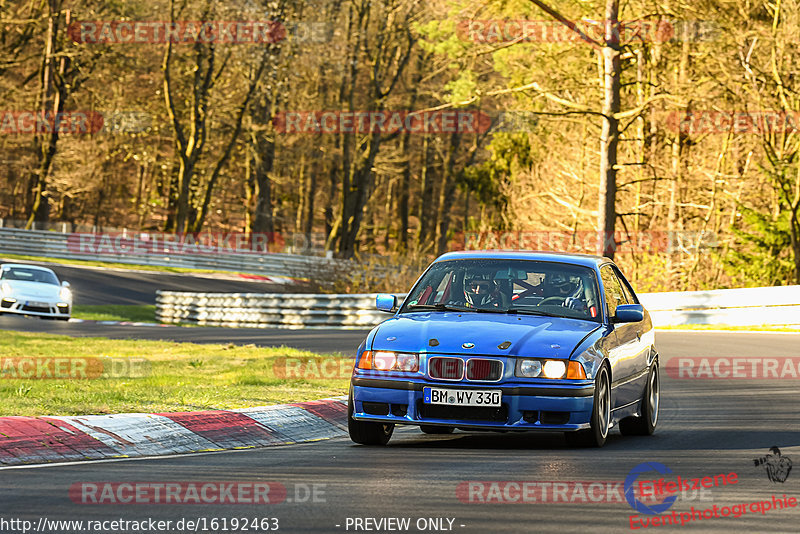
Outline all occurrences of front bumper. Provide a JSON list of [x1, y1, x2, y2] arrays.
[[1, 297, 70, 318], [351, 377, 595, 431]]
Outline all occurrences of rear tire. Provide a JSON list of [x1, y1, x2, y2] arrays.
[[619, 362, 659, 436], [348, 394, 394, 445], [564, 365, 610, 448], [420, 425, 454, 434]]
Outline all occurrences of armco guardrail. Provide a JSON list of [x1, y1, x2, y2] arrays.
[[156, 292, 406, 329], [156, 286, 800, 329], [0, 227, 336, 279], [638, 285, 800, 327]]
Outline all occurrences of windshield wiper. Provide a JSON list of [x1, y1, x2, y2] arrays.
[[405, 303, 474, 313], [503, 308, 559, 317]]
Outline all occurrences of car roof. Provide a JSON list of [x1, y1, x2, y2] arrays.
[[434, 250, 611, 268], [0, 263, 57, 274]]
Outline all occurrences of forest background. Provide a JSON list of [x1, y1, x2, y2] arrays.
[[2, 0, 799, 292]]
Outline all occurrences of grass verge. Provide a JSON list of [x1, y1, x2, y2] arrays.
[[0, 330, 350, 416], [71, 305, 157, 323]]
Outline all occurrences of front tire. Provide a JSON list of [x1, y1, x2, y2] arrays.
[[619, 362, 659, 436], [348, 395, 394, 445], [565, 365, 611, 448]]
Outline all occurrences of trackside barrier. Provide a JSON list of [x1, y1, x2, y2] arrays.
[[156, 286, 800, 329], [155, 292, 407, 329], [0, 227, 338, 279], [638, 285, 800, 327]]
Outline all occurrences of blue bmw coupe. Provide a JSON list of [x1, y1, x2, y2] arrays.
[[348, 251, 659, 447]]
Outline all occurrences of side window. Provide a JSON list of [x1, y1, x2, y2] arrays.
[[613, 267, 638, 304], [600, 265, 626, 317]]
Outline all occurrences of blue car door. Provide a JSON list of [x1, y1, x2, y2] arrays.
[[600, 264, 643, 409]]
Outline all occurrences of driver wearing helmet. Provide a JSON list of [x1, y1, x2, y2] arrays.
[[545, 273, 587, 312], [464, 274, 503, 308], [547, 273, 578, 298]]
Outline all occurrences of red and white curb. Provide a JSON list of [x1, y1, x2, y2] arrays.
[[0, 397, 347, 466]]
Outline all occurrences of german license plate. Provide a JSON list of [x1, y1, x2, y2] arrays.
[[423, 387, 501, 407], [26, 301, 48, 307]]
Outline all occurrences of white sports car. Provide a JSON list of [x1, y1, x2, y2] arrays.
[[0, 264, 72, 320]]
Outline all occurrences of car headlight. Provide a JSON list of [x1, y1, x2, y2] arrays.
[[1, 282, 11, 295], [59, 287, 72, 301], [518, 359, 543, 378], [516, 358, 586, 379], [356, 351, 419, 372], [543, 360, 567, 379]]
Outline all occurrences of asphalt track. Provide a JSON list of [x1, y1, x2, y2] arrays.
[[0, 314, 369, 353], [1, 331, 799, 533], [0, 258, 286, 305]]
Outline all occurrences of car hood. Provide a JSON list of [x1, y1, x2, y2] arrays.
[[371, 312, 601, 359], [2, 280, 61, 299]]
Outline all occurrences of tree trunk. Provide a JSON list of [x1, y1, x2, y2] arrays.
[[435, 132, 463, 255], [598, 0, 620, 258], [249, 134, 275, 235], [304, 154, 317, 236], [339, 131, 383, 257], [26, 4, 68, 229], [417, 135, 435, 251]]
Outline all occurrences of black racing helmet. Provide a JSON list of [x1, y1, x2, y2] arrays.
[[464, 273, 497, 307]]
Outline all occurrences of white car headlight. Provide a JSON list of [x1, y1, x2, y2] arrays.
[[59, 287, 72, 301], [542, 360, 567, 379], [516, 358, 584, 379], [1, 282, 11, 296]]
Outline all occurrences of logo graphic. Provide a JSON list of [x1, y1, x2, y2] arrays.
[[753, 447, 792, 483], [462, 342, 475, 349], [624, 462, 677, 515]]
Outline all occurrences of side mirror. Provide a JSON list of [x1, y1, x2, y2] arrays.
[[376, 294, 397, 313], [61, 281, 71, 288], [614, 304, 644, 323]]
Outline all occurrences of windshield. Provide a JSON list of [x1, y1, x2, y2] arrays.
[[0, 267, 59, 285], [401, 259, 601, 322]]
